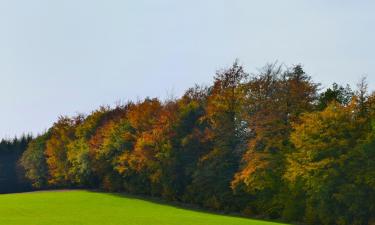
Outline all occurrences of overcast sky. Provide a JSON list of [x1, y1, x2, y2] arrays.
[[0, 0, 374, 138]]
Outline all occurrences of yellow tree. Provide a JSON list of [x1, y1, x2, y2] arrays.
[[285, 101, 368, 225], [67, 108, 108, 186], [45, 116, 78, 186]]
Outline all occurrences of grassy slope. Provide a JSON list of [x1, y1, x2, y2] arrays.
[[0, 190, 288, 225]]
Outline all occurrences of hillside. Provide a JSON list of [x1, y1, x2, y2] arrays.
[[0, 190, 287, 225]]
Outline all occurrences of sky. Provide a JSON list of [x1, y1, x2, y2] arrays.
[[0, 0, 374, 138]]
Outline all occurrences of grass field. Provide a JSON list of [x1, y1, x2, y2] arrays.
[[0, 190, 287, 225]]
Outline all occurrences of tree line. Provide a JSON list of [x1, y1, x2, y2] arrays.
[[10, 62, 375, 224]]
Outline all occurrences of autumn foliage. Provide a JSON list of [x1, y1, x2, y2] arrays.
[[19, 62, 375, 225]]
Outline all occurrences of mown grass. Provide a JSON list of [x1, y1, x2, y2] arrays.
[[0, 190, 288, 225]]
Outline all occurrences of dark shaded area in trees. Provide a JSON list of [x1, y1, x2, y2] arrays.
[[0, 135, 32, 193]]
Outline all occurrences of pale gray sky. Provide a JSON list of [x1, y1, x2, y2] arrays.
[[0, 0, 374, 138]]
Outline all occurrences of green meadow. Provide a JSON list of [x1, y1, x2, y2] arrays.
[[0, 190, 287, 225]]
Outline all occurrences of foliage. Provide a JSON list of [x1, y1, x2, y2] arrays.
[[285, 101, 372, 224], [11, 62, 375, 225], [0, 135, 32, 193], [20, 133, 49, 188]]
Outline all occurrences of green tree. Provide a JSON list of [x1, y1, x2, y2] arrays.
[[20, 133, 49, 188], [317, 83, 353, 110]]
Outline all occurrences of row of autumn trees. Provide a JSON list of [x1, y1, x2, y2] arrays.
[[20, 62, 375, 225]]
